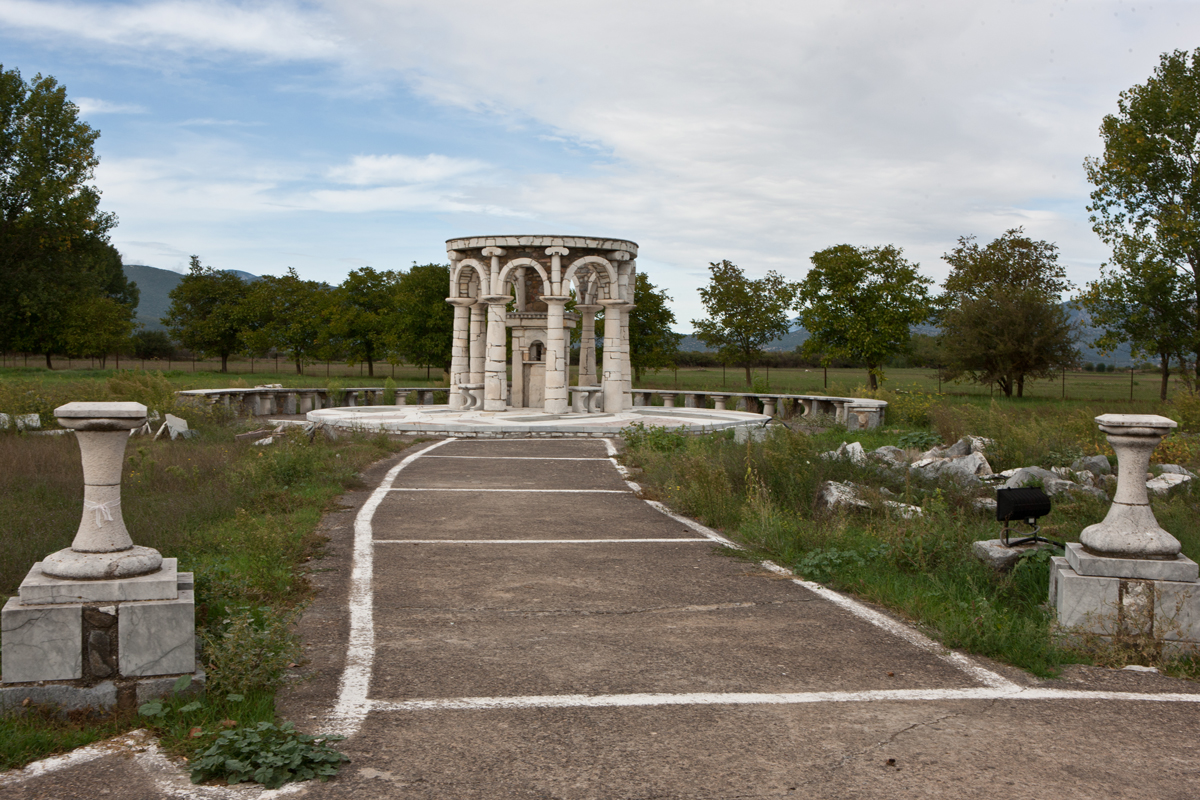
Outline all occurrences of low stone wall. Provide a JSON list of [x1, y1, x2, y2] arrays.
[[177, 387, 887, 429]]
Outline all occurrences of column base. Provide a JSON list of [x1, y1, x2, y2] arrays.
[[1049, 554, 1200, 652], [39, 545, 164, 582], [3, 564, 195, 686]]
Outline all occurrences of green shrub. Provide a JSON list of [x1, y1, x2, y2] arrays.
[[189, 722, 348, 789], [201, 607, 303, 698]]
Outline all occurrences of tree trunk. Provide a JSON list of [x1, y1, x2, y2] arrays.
[[998, 375, 1013, 397], [296, 359, 303, 375], [44, 352, 53, 369], [867, 366, 878, 391], [367, 357, 374, 378], [1017, 374, 1025, 398], [220, 353, 229, 373], [1160, 353, 1171, 401], [743, 363, 752, 386]]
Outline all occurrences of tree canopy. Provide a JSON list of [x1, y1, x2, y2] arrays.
[[162, 256, 248, 373], [1085, 47, 1200, 383], [796, 244, 933, 389], [392, 263, 454, 380], [242, 268, 330, 374], [326, 267, 400, 378], [692, 260, 798, 386], [0, 65, 131, 365], [939, 229, 1079, 397], [1080, 234, 1194, 400], [629, 273, 681, 380]]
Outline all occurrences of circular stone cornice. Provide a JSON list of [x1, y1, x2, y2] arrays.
[[446, 235, 638, 257]]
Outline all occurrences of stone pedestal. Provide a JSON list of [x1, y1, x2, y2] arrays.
[[1, 402, 197, 703], [1050, 414, 1200, 651]]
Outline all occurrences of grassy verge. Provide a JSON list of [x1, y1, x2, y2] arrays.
[[621, 402, 1200, 680], [0, 371, 411, 772]]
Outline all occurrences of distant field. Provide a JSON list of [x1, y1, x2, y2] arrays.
[[0, 357, 1183, 406], [636, 365, 1177, 404]]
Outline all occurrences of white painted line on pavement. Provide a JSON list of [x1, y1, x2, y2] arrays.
[[386, 487, 629, 493], [601, 438, 1019, 691], [324, 437, 456, 738], [370, 687, 1200, 712], [374, 538, 713, 544], [424, 455, 611, 460]]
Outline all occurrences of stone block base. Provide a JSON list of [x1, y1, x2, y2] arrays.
[[1049, 556, 1200, 649], [2, 569, 195, 686], [0, 669, 206, 714]]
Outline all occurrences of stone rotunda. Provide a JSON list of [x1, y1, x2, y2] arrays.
[[446, 235, 637, 414]]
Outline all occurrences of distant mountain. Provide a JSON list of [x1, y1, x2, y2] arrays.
[[122, 264, 258, 332], [677, 302, 1136, 366]]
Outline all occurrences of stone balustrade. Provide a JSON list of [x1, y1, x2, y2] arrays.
[[177, 387, 886, 428]]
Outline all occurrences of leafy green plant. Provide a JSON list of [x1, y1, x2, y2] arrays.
[[201, 607, 303, 698], [620, 422, 690, 453], [897, 431, 941, 450], [189, 721, 348, 789], [383, 377, 396, 405]]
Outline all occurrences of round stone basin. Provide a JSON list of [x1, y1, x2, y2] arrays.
[[307, 405, 769, 437]]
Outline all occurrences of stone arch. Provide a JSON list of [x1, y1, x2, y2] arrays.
[[451, 259, 489, 297], [563, 256, 617, 291], [497, 257, 550, 289]]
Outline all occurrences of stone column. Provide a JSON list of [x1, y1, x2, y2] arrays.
[[469, 301, 486, 384], [621, 301, 634, 410], [575, 304, 601, 386], [447, 298, 473, 409], [543, 296, 570, 414], [1081, 414, 1182, 558], [599, 300, 627, 413], [41, 403, 163, 580], [482, 295, 510, 412]]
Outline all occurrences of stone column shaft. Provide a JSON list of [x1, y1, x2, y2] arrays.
[[576, 305, 600, 386], [448, 299, 472, 409], [482, 296, 510, 412], [543, 296, 570, 414], [600, 301, 626, 413], [469, 303, 486, 383]]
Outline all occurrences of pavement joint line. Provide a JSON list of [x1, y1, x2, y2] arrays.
[[385, 487, 630, 493], [373, 538, 715, 544], [366, 687, 1200, 712], [600, 439, 1021, 692], [325, 436, 457, 738]]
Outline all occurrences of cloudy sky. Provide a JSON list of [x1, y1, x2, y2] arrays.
[[2, 0, 1196, 329]]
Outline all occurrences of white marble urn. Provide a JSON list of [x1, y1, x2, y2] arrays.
[[1080, 414, 1181, 559], [39, 402, 164, 580]]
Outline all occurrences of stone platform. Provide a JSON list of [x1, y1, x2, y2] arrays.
[[306, 405, 770, 438]]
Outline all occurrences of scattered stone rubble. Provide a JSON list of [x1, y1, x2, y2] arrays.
[[818, 435, 1194, 512]]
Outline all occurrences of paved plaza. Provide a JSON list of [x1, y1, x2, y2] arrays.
[[5, 438, 1200, 798]]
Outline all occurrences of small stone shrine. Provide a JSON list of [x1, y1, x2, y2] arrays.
[[445, 235, 638, 414], [1, 402, 196, 707], [1049, 414, 1200, 649]]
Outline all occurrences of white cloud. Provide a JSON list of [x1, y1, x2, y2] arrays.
[[10, 0, 1199, 328], [74, 97, 146, 115], [326, 154, 490, 187], [0, 0, 342, 60]]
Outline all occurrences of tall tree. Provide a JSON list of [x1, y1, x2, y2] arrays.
[[1085, 48, 1200, 382], [0, 66, 124, 365], [241, 268, 330, 374], [692, 261, 798, 386], [392, 263, 454, 380], [162, 256, 248, 373], [796, 244, 933, 390], [939, 229, 1079, 397], [629, 273, 682, 381], [1080, 234, 1194, 400], [327, 267, 400, 378]]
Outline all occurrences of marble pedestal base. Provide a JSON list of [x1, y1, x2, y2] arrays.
[[1049, 553, 1200, 652], [1, 563, 195, 687]]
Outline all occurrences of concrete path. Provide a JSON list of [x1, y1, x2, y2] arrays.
[[6, 437, 1200, 799]]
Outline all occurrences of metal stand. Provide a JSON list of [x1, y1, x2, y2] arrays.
[[1001, 518, 1063, 549]]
